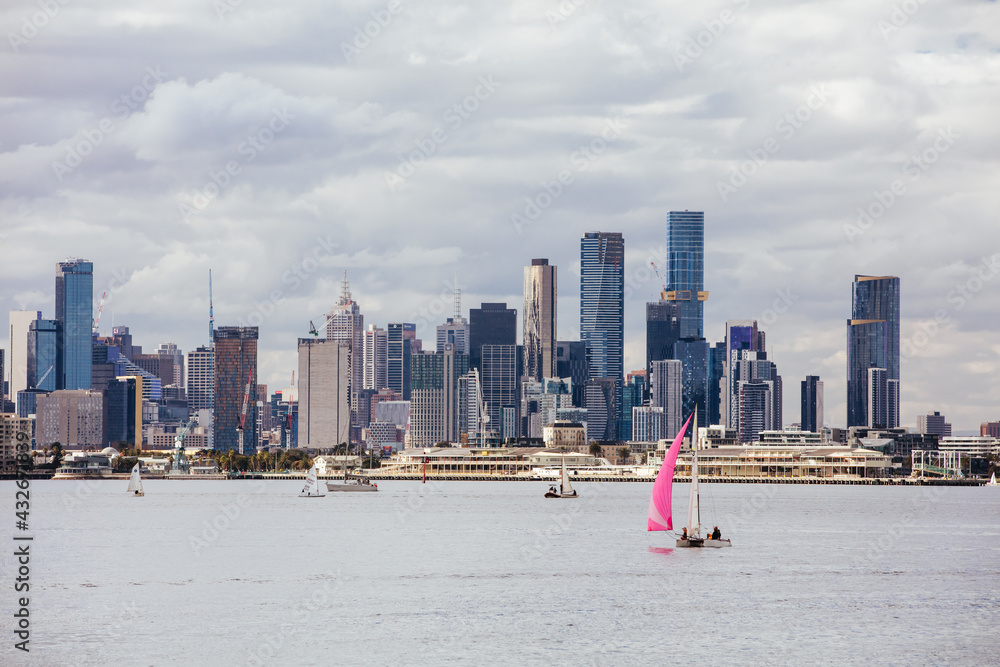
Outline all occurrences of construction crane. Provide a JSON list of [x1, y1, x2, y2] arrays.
[[236, 368, 253, 455], [92, 291, 107, 335]]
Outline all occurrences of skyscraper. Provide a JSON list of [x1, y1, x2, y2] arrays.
[[186, 346, 214, 413], [665, 211, 707, 339], [55, 259, 93, 390], [27, 319, 60, 392], [436, 317, 469, 355], [580, 233, 624, 382], [213, 326, 258, 454], [480, 344, 518, 440], [469, 303, 516, 371], [847, 275, 900, 428], [650, 360, 683, 441], [523, 259, 557, 382], [363, 324, 388, 390], [801, 375, 824, 433], [645, 300, 682, 381], [387, 323, 415, 399], [9, 310, 41, 401], [326, 273, 364, 427], [409, 344, 469, 447], [297, 338, 351, 449]]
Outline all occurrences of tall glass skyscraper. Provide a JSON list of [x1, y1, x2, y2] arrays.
[[55, 259, 93, 390], [847, 275, 900, 428], [27, 319, 61, 392], [580, 232, 624, 382], [665, 211, 707, 339], [523, 259, 557, 382]]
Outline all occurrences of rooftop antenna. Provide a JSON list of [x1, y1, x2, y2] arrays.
[[208, 269, 215, 448], [453, 272, 462, 320]]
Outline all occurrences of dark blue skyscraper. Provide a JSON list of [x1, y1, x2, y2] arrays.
[[847, 275, 900, 428], [665, 211, 707, 339], [27, 319, 61, 391], [55, 259, 93, 390], [580, 232, 624, 381], [468, 303, 516, 372]]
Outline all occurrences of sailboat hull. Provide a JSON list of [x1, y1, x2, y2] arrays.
[[676, 538, 731, 548], [326, 482, 378, 492], [544, 492, 578, 498]]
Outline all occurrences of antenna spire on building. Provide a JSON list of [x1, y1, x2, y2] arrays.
[[338, 270, 352, 307], [453, 272, 462, 320]]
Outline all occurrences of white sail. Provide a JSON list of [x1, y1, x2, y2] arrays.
[[686, 409, 700, 538], [561, 456, 574, 495], [990, 472, 997, 486], [301, 464, 321, 496], [127, 463, 144, 494]]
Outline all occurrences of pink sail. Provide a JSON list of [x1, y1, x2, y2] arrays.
[[647, 414, 693, 532]]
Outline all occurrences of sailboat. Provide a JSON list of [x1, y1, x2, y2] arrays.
[[325, 444, 378, 493], [648, 410, 731, 548], [127, 463, 144, 497], [300, 464, 325, 498], [988, 472, 997, 486], [544, 455, 578, 498]]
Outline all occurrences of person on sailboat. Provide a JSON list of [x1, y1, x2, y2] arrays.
[[681, 527, 688, 540], [712, 526, 721, 540]]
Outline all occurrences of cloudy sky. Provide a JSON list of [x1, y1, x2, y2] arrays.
[[2, 0, 998, 433]]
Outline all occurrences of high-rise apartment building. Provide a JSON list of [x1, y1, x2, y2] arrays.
[[409, 345, 469, 448], [580, 232, 624, 382], [469, 303, 516, 371], [213, 327, 258, 454], [847, 275, 900, 428], [55, 259, 93, 390], [801, 375, 824, 433], [36, 389, 104, 448], [297, 338, 351, 449], [9, 310, 41, 401], [156, 343, 184, 387], [675, 338, 709, 420], [665, 211, 708, 339], [186, 346, 214, 413], [584, 378, 619, 442], [363, 324, 388, 390], [645, 300, 682, 381], [523, 259, 557, 382], [387, 323, 416, 399], [650, 360, 683, 442], [555, 340, 589, 408], [480, 344, 518, 440], [917, 411, 952, 437]]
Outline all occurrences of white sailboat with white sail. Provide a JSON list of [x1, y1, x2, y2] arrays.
[[127, 463, 144, 497], [545, 455, 578, 498], [300, 463, 325, 498], [988, 472, 997, 486]]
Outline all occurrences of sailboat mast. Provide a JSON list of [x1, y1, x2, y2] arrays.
[[687, 408, 701, 538]]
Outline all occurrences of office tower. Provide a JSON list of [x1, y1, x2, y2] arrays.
[[9, 311, 41, 401], [737, 382, 773, 444], [387, 323, 416, 399], [580, 232, 624, 381], [621, 372, 646, 442], [720, 320, 764, 427], [55, 259, 93, 390], [213, 326, 258, 454], [645, 300, 682, 381], [801, 375, 824, 433], [469, 303, 516, 371], [104, 376, 141, 448], [866, 368, 889, 429], [650, 360, 682, 441], [847, 275, 900, 428], [362, 325, 388, 390], [555, 340, 589, 407], [27, 319, 60, 392], [632, 406, 664, 443], [409, 344, 469, 447], [326, 273, 364, 426], [708, 341, 725, 425], [457, 370, 482, 442], [917, 411, 951, 437], [35, 389, 104, 448], [132, 352, 176, 388], [186, 346, 213, 414], [674, 338, 709, 420], [109, 326, 139, 357], [156, 343, 184, 386], [436, 318, 469, 355], [480, 344, 518, 441], [523, 259, 557, 382], [720, 320, 782, 441], [584, 378, 619, 442], [297, 338, 350, 449], [665, 211, 708, 339]]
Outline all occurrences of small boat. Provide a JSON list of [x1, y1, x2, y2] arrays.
[[648, 409, 730, 548], [326, 476, 378, 493], [988, 472, 997, 486], [127, 463, 145, 497], [300, 464, 325, 498], [544, 456, 578, 498]]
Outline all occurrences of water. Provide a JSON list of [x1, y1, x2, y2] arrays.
[[5, 479, 998, 665]]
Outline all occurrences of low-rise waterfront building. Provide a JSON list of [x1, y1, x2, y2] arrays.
[[937, 436, 1000, 457], [542, 420, 586, 451]]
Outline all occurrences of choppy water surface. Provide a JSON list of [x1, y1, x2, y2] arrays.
[[4, 479, 998, 665]]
